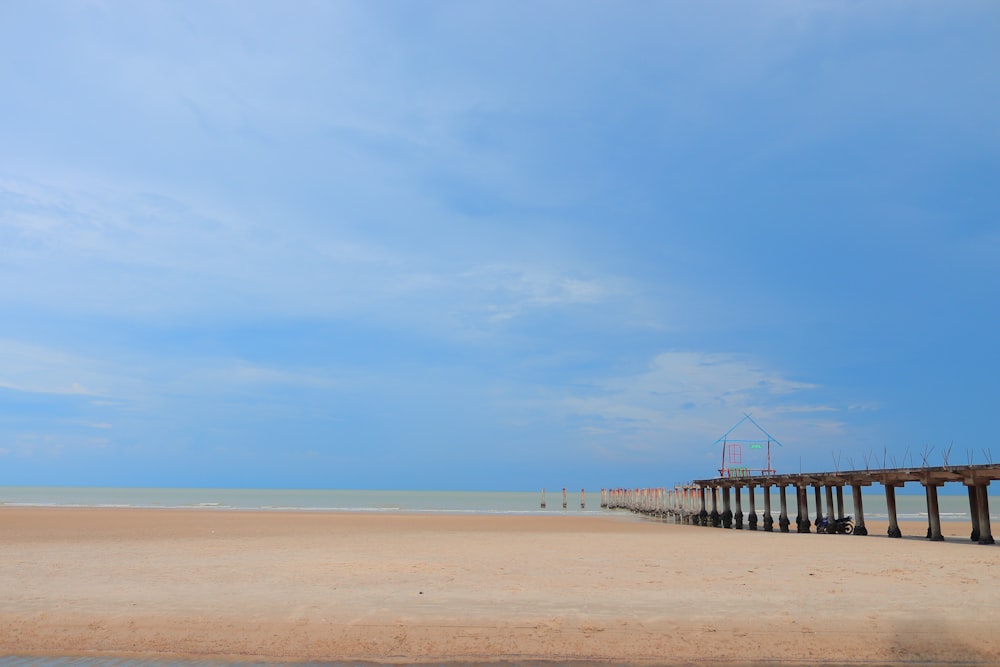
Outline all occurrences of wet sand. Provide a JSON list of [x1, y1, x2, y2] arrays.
[[1, 508, 998, 664]]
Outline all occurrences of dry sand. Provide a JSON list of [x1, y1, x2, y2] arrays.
[[1, 508, 998, 664]]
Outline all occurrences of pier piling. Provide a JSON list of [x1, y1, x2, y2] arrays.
[[885, 484, 902, 538], [925, 483, 944, 541], [778, 485, 790, 533], [851, 484, 868, 535], [975, 483, 994, 545], [762, 484, 774, 532]]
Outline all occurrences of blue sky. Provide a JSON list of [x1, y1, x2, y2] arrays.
[[1, 2, 998, 490]]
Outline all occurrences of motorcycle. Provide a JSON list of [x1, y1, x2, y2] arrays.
[[816, 515, 854, 534]]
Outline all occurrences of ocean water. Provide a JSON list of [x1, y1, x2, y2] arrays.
[[0, 485, 991, 522], [0, 487, 592, 515]]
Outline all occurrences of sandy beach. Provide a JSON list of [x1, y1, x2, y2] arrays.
[[1, 508, 998, 665]]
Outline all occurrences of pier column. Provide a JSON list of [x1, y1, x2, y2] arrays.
[[975, 483, 994, 545], [798, 486, 812, 533], [699, 487, 708, 526], [721, 486, 733, 529], [747, 484, 758, 530], [813, 485, 823, 529], [733, 485, 744, 530], [763, 484, 774, 532], [824, 485, 835, 532], [778, 485, 790, 533], [967, 484, 980, 542], [885, 484, 902, 538], [836, 485, 845, 519], [925, 483, 944, 541], [851, 484, 868, 536], [710, 487, 721, 527]]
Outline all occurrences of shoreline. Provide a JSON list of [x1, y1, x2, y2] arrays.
[[1, 508, 998, 664]]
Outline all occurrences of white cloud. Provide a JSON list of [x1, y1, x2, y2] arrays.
[[560, 351, 839, 451], [0, 339, 112, 397]]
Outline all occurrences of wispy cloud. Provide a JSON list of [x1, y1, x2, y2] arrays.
[[557, 351, 853, 466], [0, 339, 112, 397]]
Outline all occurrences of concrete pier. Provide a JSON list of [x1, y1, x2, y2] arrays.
[[974, 483, 994, 545], [967, 484, 980, 542], [851, 484, 868, 535], [721, 486, 733, 529], [778, 485, 790, 533], [926, 483, 944, 541], [710, 487, 720, 527], [607, 463, 998, 547], [762, 485, 774, 532], [732, 485, 743, 529], [681, 463, 1000, 545], [885, 484, 902, 538]]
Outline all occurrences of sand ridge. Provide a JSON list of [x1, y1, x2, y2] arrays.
[[1, 508, 998, 664]]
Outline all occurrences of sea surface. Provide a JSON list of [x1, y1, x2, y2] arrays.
[[0, 485, 990, 522]]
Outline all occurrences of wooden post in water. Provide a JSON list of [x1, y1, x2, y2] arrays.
[[836, 485, 845, 519], [721, 486, 733, 528], [541, 488, 546, 509], [747, 483, 757, 530]]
